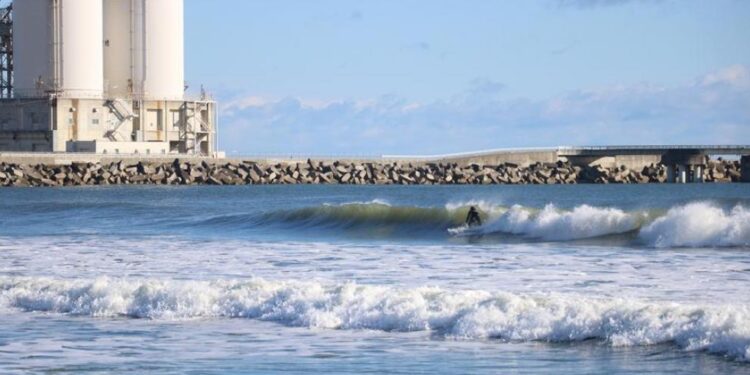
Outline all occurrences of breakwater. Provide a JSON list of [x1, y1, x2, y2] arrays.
[[0, 158, 744, 187]]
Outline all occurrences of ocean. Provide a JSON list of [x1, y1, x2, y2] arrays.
[[0, 184, 748, 374]]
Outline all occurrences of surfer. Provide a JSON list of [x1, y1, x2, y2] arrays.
[[465, 206, 482, 227]]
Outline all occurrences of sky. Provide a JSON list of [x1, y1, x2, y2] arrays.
[[184, 0, 750, 156]]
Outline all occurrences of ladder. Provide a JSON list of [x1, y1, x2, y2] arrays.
[[182, 101, 211, 154], [105, 99, 138, 141]]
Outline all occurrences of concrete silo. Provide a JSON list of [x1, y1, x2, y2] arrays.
[[0, 0, 218, 156], [14, 0, 103, 98], [141, 0, 185, 100], [103, 0, 133, 98], [105, 0, 185, 101]]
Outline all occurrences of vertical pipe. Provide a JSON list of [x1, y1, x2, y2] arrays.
[[130, 0, 136, 98], [141, 0, 148, 99], [51, 0, 60, 94], [140, 99, 144, 141], [49, 101, 56, 151], [56, 0, 65, 94], [130, 0, 146, 100]]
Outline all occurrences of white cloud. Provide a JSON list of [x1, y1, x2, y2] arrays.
[[700, 65, 750, 88], [222, 96, 269, 113], [218, 65, 750, 156]]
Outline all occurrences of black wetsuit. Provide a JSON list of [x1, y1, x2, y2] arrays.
[[466, 209, 482, 227]]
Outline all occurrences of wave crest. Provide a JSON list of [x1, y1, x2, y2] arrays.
[[265, 201, 466, 230], [640, 202, 750, 248], [194, 200, 750, 247], [477, 204, 643, 241], [1, 276, 748, 361]]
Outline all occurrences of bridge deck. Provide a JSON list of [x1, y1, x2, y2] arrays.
[[556, 145, 750, 156]]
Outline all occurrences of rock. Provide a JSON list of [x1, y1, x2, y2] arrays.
[[249, 169, 261, 183], [0, 158, 744, 187]]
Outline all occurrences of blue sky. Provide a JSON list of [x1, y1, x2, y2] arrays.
[[184, 0, 750, 156]]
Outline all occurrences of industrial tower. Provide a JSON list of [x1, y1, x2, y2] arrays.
[[0, 0, 218, 156]]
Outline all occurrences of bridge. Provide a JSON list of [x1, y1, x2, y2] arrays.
[[384, 145, 750, 183]]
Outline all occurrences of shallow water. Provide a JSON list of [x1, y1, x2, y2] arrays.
[[0, 184, 749, 374]]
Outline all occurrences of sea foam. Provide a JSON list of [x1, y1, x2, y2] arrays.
[[478, 204, 641, 240], [640, 202, 750, 248], [448, 201, 750, 247], [1, 276, 748, 361]]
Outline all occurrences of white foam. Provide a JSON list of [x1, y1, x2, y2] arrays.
[[640, 202, 750, 248], [1, 276, 748, 361], [482, 204, 642, 240], [324, 199, 392, 207]]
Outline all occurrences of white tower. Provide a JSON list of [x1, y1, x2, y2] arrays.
[[14, 0, 104, 98], [104, 0, 185, 100], [1, 0, 216, 156]]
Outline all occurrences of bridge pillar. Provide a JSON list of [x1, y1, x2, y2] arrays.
[[677, 165, 687, 183], [661, 151, 705, 183], [693, 165, 704, 183], [742, 156, 750, 183], [666, 165, 676, 183]]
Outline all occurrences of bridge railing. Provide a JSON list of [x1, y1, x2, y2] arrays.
[[557, 145, 750, 151]]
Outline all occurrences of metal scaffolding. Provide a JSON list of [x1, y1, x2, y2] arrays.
[[0, 3, 11, 99], [178, 100, 213, 155]]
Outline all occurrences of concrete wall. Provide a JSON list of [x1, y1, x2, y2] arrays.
[[0, 151, 211, 165], [0, 100, 52, 132], [0, 98, 216, 156], [0, 100, 55, 151], [67, 141, 169, 155], [565, 154, 662, 169], [439, 151, 558, 167], [0, 131, 53, 152], [54, 98, 135, 144]]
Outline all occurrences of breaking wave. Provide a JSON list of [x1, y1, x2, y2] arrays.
[[1, 276, 748, 361], [454, 204, 645, 241], [194, 200, 469, 236], [192, 200, 750, 247], [640, 202, 750, 248], [263, 200, 465, 230], [450, 201, 749, 247]]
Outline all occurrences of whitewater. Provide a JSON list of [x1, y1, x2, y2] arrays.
[[0, 184, 749, 374]]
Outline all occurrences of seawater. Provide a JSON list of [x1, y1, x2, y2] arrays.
[[0, 184, 749, 374]]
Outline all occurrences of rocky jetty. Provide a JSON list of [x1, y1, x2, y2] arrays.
[[0, 158, 744, 187]]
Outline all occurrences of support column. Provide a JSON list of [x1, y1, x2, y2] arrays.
[[666, 165, 675, 183], [742, 156, 750, 183], [694, 165, 704, 183], [677, 164, 687, 184]]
